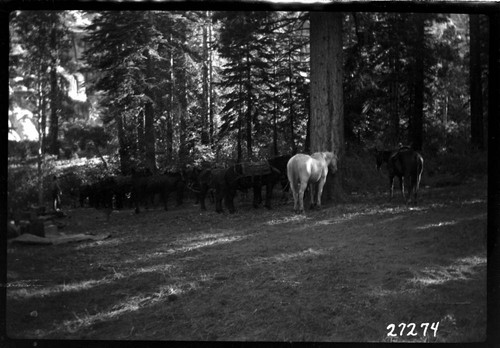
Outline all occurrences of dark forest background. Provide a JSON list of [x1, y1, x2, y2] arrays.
[[8, 11, 489, 211]]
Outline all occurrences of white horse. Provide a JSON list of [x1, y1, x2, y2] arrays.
[[286, 151, 338, 214]]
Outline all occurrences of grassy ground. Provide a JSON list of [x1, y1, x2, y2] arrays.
[[5, 176, 487, 342]]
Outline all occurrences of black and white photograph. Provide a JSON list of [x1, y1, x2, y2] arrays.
[[4, 1, 498, 344]]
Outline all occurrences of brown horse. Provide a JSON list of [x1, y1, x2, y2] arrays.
[[287, 152, 338, 214], [375, 147, 424, 204]]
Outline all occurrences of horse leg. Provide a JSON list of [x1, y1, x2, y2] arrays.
[[402, 175, 409, 204], [288, 176, 298, 212], [298, 181, 308, 214], [292, 183, 299, 212], [253, 181, 261, 208], [264, 180, 273, 209], [399, 176, 406, 202], [316, 177, 327, 209], [309, 183, 316, 209], [226, 188, 236, 214], [389, 176, 395, 200], [200, 185, 207, 211], [215, 188, 224, 213]]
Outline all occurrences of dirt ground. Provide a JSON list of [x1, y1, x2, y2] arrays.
[[5, 177, 487, 342]]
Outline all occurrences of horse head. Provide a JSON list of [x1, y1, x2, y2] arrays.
[[323, 152, 338, 173]]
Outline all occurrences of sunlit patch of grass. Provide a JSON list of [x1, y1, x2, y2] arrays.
[[415, 213, 486, 231], [167, 236, 247, 254], [135, 264, 174, 274], [121, 232, 248, 264], [74, 238, 124, 250], [266, 214, 310, 226], [462, 199, 486, 205], [49, 274, 213, 336], [7, 263, 177, 300], [416, 220, 458, 230], [8, 275, 120, 299], [172, 229, 236, 244], [410, 255, 486, 286], [253, 247, 330, 265]]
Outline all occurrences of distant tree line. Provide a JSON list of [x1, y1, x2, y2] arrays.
[[9, 11, 489, 173]]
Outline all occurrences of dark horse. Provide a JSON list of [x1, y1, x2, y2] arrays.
[[195, 167, 227, 213], [268, 154, 293, 196], [79, 175, 132, 210], [190, 157, 285, 214], [131, 169, 185, 214], [375, 146, 424, 204], [223, 161, 282, 213]]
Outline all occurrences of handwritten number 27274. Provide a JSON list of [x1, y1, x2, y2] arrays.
[[386, 322, 439, 337]]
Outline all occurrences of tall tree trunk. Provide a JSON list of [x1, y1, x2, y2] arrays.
[[36, 83, 46, 207], [39, 72, 48, 154], [288, 43, 296, 153], [246, 48, 253, 160], [201, 11, 210, 145], [272, 66, 279, 156], [177, 48, 188, 167], [137, 109, 145, 163], [237, 78, 243, 163], [144, 102, 156, 172], [48, 67, 59, 156], [410, 13, 425, 151], [304, 113, 311, 153], [208, 13, 215, 144], [144, 48, 157, 172], [48, 14, 60, 156], [310, 11, 344, 202], [116, 112, 131, 174], [391, 44, 400, 145], [470, 14, 484, 150], [166, 35, 174, 162]]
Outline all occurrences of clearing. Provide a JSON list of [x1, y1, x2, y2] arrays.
[[6, 177, 487, 342]]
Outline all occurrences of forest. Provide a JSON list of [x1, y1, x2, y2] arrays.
[[8, 10, 489, 210], [6, 9, 494, 342]]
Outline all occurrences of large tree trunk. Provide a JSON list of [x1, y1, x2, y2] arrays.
[[246, 47, 253, 161], [410, 13, 425, 151], [208, 13, 215, 144], [116, 112, 131, 174], [177, 47, 188, 167], [137, 109, 145, 163], [37, 83, 47, 207], [166, 35, 174, 162], [310, 12, 344, 202], [272, 66, 279, 157], [48, 14, 60, 156], [201, 11, 210, 145], [144, 49, 156, 173], [469, 14, 484, 150], [390, 37, 401, 145], [144, 102, 156, 172], [237, 78, 243, 163]]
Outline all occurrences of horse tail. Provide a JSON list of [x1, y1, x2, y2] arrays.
[[415, 153, 424, 191], [286, 158, 297, 193]]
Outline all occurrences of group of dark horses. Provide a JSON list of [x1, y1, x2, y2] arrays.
[[78, 146, 423, 215], [78, 154, 292, 215], [185, 155, 291, 214], [78, 170, 186, 214]]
